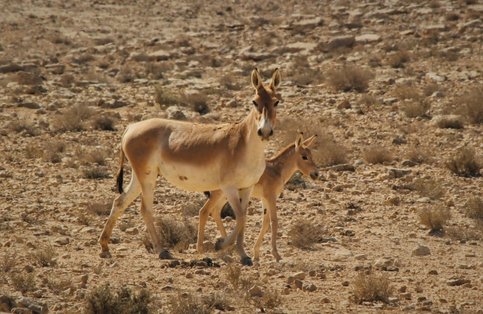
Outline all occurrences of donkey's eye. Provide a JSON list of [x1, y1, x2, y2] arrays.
[[302, 156, 308, 160], [274, 100, 279, 107], [252, 100, 258, 107]]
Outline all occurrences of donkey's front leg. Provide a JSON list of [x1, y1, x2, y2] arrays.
[[216, 187, 253, 266]]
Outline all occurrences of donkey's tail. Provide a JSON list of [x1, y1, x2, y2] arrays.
[[116, 146, 125, 194]]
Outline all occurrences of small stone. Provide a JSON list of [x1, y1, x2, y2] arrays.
[[426, 72, 446, 82], [16, 297, 48, 314], [355, 34, 381, 44], [388, 168, 411, 179], [293, 17, 324, 29], [125, 227, 139, 235], [401, 292, 412, 300], [402, 160, 418, 167], [327, 164, 355, 172], [428, 270, 438, 275], [293, 279, 303, 290], [303, 283, 317, 292], [54, 237, 70, 245], [24, 265, 35, 273], [354, 254, 367, 260], [412, 245, 430, 257], [326, 35, 355, 50], [0, 295, 16, 312], [45, 63, 65, 74], [447, 278, 469, 286], [342, 281, 349, 287]]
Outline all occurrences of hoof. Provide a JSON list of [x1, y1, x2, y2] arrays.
[[159, 249, 174, 260], [214, 238, 225, 251], [240, 256, 253, 266], [99, 250, 111, 258]]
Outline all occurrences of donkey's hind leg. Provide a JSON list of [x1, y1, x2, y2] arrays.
[[138, 172, 162, 256], [99, 175, 141, 257]]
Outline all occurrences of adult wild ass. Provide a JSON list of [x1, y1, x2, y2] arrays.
[[197, 133, 318, 262], [99, 68, 281, 265]]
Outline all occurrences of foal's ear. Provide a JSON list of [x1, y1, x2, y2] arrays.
[[270, 68, 281, 89], [303, 134, 317, 147], [294, 134, 303, 150], [251, 68, 262, 89]]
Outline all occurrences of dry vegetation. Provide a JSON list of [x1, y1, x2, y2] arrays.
[[446, 147, 481, 177], [85, 285, 151, 314], [418, 205, 451, 234], [363, 146, 393, 164], [326, 65, 372, 92], [288, 219, 325, 249], [353, 272, 393, 304]]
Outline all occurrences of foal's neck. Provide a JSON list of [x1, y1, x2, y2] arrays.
[[267, 145, 299, 184]]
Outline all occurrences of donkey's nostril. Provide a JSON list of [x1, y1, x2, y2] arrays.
[[257, 129, 262, 136], [269, 129, 273, 136]]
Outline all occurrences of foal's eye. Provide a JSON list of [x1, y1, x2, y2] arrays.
[[274, 100, 279, 107], [302, 156, 308, 160]]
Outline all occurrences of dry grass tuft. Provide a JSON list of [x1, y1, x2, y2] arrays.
[[155, 217, 197, 251], [288, 219, 325, 249], [167, 292, 210, 314], [85, 284, 151, 314], [87, 201, 112, 216], [418, 205, 451, 233], [82, 167, 110, 180], [8, 119, 39, 136], [53, 103, 94, 132], [316, 134, 348, 167], [183, 92, 210, 115], [360, 93, 379, 106], [1, 252, 16, 273], [10, 272, 36, 293], [43, 140, 66, 163], [219, 74, 242, 91], [435, 115, 464, 129], [47, 276, 73, 294], [92, 115, 116, 131], [289, 56, 323, 86], [446, 147, 481, 177], [393, 85, 422, 102], [446, 225, 482, 242], [387, 51, 410, 68], [413, 178, 445, 200], [405, 146, 431, 164], [456, 87, 483, 124], [154, 86, 183, 107], [326, 65, 372, 92], [400, 100, 431, 118], [32, 243, 57, 267], [363, 146, 393, 164], [78, 147, 109, 166], [353, 272, 393, 304], [465, 197, 483, 220]]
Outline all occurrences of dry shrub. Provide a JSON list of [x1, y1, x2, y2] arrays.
[[289, 56, 323, 86], [423, 83, 440, 97], [10, 272, 36, 293], [363, 146, 393, 164], [446, 225, 482, 242], [155, 217, 197, 251], [456, 87, 483, 124], [87, 201, 112, 216], [353, 272, 393, 304], [204, 292, 232, 312], [257, 288, 282, 311], [413, 178, 445, 200], [32, 244, 57, 267], [85, 284, 151, 314], [316, 134, 348, 167], [1, 252, 16, 273], [392, 85, 422, 101], [435, 115, 464, 129], [183, 92, 209, 115], [360, 93, 378, 106], [47, 276, 73, 294], [405, 146, 431, 164], [288, 219, 324, 249], [167, 292, 210, 314], [8, 119, 39, 136], [225, 264, 252, 291], [43, 140, 66, 163], [78, 147, 109, 166], [92, 115, 116, 131], [387, 51, 410, 68], [82, 167, 110, 179], [14, 71, 43, 85], [54, 103, 94, 132], [154, 86, 183, 107], [400, 100, 431, 118], [446, 147, 481, 177], [465, 197, 483, 220], [145, 61, 174, 80], [219, 74, 242, 91], [327, 65, 372, 92], [418, 205, 451, 233]]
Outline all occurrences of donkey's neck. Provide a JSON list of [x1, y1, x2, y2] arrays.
[[267, 145, 299, 184]]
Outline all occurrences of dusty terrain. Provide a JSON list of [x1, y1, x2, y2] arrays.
[[0, 0, 482, 313]]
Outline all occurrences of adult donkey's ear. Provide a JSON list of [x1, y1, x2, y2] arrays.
[[251, 68, 262, 89], [270, 68, 281, 89], [303, 134, 317, 147]]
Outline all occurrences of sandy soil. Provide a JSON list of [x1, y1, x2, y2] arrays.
[[0, 0, 482, 313]]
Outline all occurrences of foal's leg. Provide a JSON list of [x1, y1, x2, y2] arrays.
[[197, 190, 224, 253], [265, 196, 281, 261], [99, 175, 141, 257], [253, 201, 271, 262]]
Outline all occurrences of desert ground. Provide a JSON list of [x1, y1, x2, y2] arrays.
[[0, 0, 482, 313]]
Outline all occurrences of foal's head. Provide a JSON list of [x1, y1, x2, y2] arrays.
[[251, 68, 281, 140], [294, 134, 319, 180]]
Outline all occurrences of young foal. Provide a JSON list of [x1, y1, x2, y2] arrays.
[[197, 134, 318, 262], [99, 68, 281, 265]]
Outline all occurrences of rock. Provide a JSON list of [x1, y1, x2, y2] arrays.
[[402, 160, 418, 167], [79, 274, 88, 289], [303, 283, 317, 292], [292, 17, 324, 30], [148, 50, 173, 61], [333, 247, 353, 261], [447, 278, 470, 286], [288, 272, 306, 284], [342, 281, 349, 287], [285, 42, 317, 54], [16, 297, 48, 314], [354, 254, 367, 260], [18, 102, 41, 109], [426, 72, 446, 82], [383, 97, 398, 105], [166, 106, 187, 120], [327, 164, 355, 172], [355, 34, 381, 44], [293, 279, 303, 290], [0, 295, 16, 312], [125, 227, 139, 235], [0, 63, 23, 73], [239, 46, 273, 61], [326, 35, 355, 50], [248, 285, 264, 297], [45, 63, 65, 75], [388, 168, 411, 179], [412, 245, 430, 257], [422, 24, 447, 32], [54, 237, 69, 245], [11, 308, 32, 314]]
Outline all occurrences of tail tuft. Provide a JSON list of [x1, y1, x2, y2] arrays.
[[115, 147, 125, 194]]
